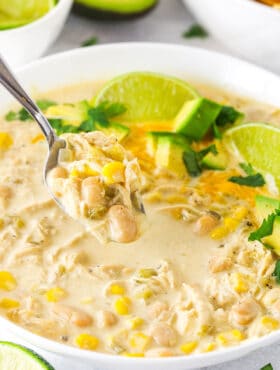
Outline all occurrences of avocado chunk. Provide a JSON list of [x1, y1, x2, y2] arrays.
[[146, 131, 189, 156], [263, 216, 280, 255], [155, 134, 190, 176], [45, 101, 89, 126], [174, 98, 222, 141], [201, 141, 228, 170], [73, 0, 158, 20], [255, 195, 280, 224], [98, 122, 130, 142]]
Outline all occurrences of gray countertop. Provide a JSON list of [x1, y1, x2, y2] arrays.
[[4, 0, 280, 369]]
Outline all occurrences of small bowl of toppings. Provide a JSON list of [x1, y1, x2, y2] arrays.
[[0, 0, 73, 67], [182, 0, 280, 72]]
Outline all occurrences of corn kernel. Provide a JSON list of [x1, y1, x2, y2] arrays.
[[129, 332, 151, 351], [0, 271, 17, 291], [204, 342, 216, 352], [261, 316, 279, 330], [45, 287, 67, 302], [216, 333, 228, 345], [31, 134, 45, 144], [0, 133, 13, 150], [0, 298, 20, 309], [102, 161, 125, 184], [123, 353, 144, 357], [135, 289, 153, 300], [75, 333, 99, 350], [128, 317, 144, 330], [180, 341, 198, 354], [138, 269, 157, 279], [217, 330, 245, 345], [233, 206, 248, 220], [210, 226, 229, 240], [109, 284, 125, 295], [114, 296, 131, 315], [231, 273, 249, 293], [70, 165, 98, 178], [12, 216, 25, 229], [231, 329, 245, 341], [223, 217, 239, 231]]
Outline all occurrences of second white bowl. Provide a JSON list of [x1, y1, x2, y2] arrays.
[[0, 0, 73, 67], [183, 0, 280, 72]]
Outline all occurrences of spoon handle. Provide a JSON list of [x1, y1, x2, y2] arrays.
[[0, 55, 56, 147]]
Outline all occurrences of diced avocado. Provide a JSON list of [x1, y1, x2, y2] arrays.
[[97, 122, 130, 142], [263, 216, 280, 256], [255, 195, 280, 224], [201, 141, 228, 170], [174, 98, 222, 141], [146, 131, 189, 156], [155, 135, 190, 176], [45, 101, 89, 127], [73, 0, 158, 20]]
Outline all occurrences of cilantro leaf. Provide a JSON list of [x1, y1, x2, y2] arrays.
[[239, 162, 255, 176], [183, 144, 217, 177], [183, 24, 208, 38], [261, 364, 273, 370], [104, 103, 127, 118], [216, 106, 241, 127], [228, 173, 265, 187], [81, 36, 98, 47], [79, 118, 96, 132], [272, 260, 280, 284], [48, 119, 78, 135], [36, 99, 57, 111], [248, 212, 278, 242], [5, 111, 17, 121]]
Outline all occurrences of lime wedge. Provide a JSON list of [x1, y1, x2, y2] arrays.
[[0, 342, 54, 369], [224, 122, 280, 187], [94, 72, 199, 122], [0, 0, 56, 30]]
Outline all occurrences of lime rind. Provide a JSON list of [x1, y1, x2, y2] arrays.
[[0, 341, 55, 370], [94, 72, 199, 122], [224, 122, 280, 187]]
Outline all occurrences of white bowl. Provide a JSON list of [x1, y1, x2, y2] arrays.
[[1, 43, 280, 369], [182, 0, 280, 72], [0, 0, 73, 67]]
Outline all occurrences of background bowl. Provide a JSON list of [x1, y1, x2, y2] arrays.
[[182, 0, 280, 72], [1, 43, 280, 369], [0, 0, 73, 67]]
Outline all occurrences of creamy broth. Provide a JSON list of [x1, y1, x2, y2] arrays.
[[0, 81, 280, 357]]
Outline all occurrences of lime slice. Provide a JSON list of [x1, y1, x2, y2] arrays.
[[94, 72, 199, 122], [224, 122, 280, 187], [0, 342, 54, 369], [0, 0, 56, 30]]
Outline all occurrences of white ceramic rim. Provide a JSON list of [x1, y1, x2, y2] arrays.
[[0, 0, 72, 35], [1, 42, 280, 368]]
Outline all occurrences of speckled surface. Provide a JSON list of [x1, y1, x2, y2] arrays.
[[2, 0, 280, 369]]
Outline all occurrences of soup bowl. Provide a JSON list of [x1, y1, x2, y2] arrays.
[[1, 43, 280, 369]]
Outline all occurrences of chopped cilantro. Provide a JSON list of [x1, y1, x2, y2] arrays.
[[249, 210, 280, 242], [5, 99, 57, 122], [48, 119, 78, 135], [36, 99, 57, 110], [216, 106, 241, 127], [272, 260, 280, 284], [183, 24, 208, 38], [239, 162, 255, 175], [261, 364, 273, 370], [103, 102, 127, 118], [228, 173, 265, 187], [81, 36, 98, 47], [183, 144, 217, 177], [5, 111, 17, 121]]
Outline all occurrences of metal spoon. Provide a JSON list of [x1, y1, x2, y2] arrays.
[[0, 55, 66, 209], [0, 56, 145, 216]]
